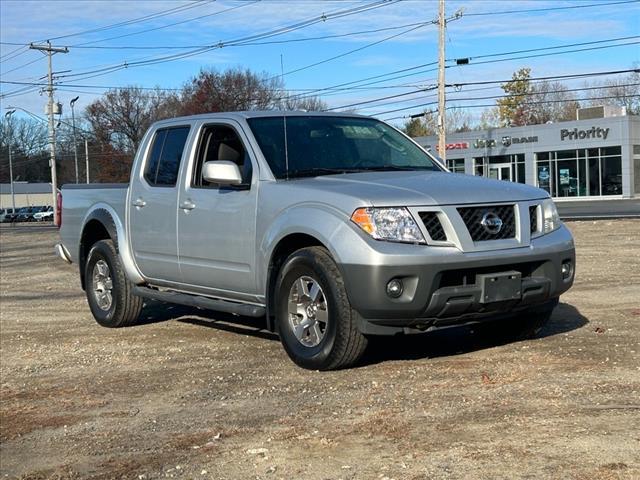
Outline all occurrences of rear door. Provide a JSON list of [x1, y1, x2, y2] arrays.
[[129, 125, 191, 283], [176, 121, 258, 298]]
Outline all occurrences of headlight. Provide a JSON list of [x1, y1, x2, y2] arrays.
[[351, 207, 426, 244], [541, 198, 560, 234]]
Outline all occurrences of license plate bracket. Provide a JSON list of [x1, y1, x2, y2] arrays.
[[478, 270, 522, 303]]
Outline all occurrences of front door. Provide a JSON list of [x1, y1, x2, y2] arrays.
[[489, 163, 512, 181], [177, 123, 258, 298], [129, 125, 191, 282]]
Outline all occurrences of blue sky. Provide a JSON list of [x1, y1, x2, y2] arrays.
[[1, 0, 638, 126]]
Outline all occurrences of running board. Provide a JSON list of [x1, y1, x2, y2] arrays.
[[132, 286, 266, 318]]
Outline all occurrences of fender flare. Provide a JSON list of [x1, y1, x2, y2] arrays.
[[79, 203, 144, 287]]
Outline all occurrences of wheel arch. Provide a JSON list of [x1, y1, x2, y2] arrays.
[[265, 233, 329, 332], [79, 210, 118, 290]]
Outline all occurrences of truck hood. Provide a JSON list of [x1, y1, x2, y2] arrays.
[[286, 170, 548, 207]]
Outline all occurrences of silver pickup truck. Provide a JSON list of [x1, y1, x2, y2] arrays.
[[57, 111, 575, 370]]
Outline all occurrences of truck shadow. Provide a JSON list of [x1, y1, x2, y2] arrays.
[[361, 302, 589, 366], [136, 301, 279, 341], [136, 301, 588, 366]]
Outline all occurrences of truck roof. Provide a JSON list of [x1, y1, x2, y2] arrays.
[[151, 110, 368, 127]]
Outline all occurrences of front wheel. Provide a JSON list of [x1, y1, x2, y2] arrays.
[[85, 239, 143, 328], [274, 247, 367, 370]]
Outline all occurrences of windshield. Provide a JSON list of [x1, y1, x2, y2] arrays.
[[247, 116, 441, 179]]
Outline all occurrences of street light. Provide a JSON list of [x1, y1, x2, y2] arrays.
[[70, 96, 79, 183], [4, 109, 17, 214]]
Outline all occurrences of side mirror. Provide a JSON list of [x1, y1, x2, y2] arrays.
[[202, 161, 242, 185]]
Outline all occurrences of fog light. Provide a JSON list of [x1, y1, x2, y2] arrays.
[[561, 261, 573, 280], [386, 279, 404, 298]]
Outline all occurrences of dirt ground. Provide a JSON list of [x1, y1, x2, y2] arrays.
[[1, 220, 639, 480]]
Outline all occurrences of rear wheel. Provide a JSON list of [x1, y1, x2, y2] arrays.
[[275, 247, 367, 370], [85, 239, 143, 328]]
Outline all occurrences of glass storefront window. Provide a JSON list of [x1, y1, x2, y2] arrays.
[[447, 158, 465, 174], [474, 154, 525, 183], [536, 147, 622, 198], [602, 156, 623, 195], [556, 159, 578, 197], [602, 146, 622, 157], [537, 161, 551, 195], [588, 157, 600, 196]]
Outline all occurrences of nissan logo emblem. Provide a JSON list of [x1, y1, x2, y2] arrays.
[[480, 211, 503, 234]]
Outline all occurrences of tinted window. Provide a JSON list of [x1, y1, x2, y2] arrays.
[[247, 116, 440, 179], [144, 127, 190, 186]]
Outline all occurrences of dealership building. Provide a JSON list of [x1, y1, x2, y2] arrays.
[[414, 113, 640, 199]]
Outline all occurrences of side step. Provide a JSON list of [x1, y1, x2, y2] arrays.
[[132, 286, 266, 318]]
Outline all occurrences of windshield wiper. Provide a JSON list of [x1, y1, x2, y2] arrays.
[[286, 168, 354, 179]]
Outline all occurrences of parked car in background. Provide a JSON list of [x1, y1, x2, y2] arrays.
[[4, 207, 29, 222], [15, 206, 43, 222], [33, 206, 54, 222], [0, 208, 17, 223]]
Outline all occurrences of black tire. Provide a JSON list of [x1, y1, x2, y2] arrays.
[[85, 239, 143, 328], [274, 246, 367, 370], [473, 298, 558, 342]]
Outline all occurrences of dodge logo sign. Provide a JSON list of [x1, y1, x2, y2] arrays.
[[480, 211, 503, 235]]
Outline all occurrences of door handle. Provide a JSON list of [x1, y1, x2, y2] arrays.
[[180, 200, 196, 211], [132, 198, 146, 208]]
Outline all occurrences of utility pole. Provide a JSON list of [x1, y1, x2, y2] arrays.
[[29, 41, 68, 225], [4, 110, 16, 213], [437, 0, 447, 163], [70, 96, 79, 183], [85, 139, 90, 183]]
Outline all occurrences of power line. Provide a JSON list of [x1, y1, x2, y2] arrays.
[[450, 35, 640, 63], [270, 21, 436, 80], [70, 1, 257, 47], [1, 56, 46, 77], [465, 0, 639, 16], [327, 68, 640, 112], [377, 85, 639, 119], [52, 0, 399, 83], [41, 0, 216, 42], [287, 36, 640, 102], [3, 20, 434, 51]]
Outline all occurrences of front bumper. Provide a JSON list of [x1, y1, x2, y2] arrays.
[[340, 224, 575, 334]]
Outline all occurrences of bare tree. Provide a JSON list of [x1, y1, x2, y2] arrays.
[[85, 87, 178, 154], [0, 117, 49, 183], [179, 68, 284, 115], [584, 68, 640, 115], [402, 108, 472, 137], [280, 95, 327, 111], [528, 80, 579, 124]]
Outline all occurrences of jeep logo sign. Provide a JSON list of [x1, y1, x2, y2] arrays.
[[475, 136, 538, 148]]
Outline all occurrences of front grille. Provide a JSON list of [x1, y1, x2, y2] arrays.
[[438, 261, 544, 288], [419, 212, 447, 241], [457, 204, 515, 241], [529, 205, 538, 234]]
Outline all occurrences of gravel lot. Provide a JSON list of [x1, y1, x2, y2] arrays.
[[1, 220, 639, 480]]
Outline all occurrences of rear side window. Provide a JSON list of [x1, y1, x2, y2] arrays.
[[144, 126, 190, 186]]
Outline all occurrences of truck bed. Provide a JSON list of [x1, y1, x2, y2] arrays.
[[59, 184, 128, 264]]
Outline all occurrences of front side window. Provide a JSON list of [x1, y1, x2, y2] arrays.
[[247, 116, 441, 179], [192, 125, 252, 188], [144, 126, 190, 186]]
